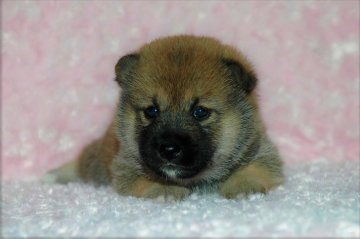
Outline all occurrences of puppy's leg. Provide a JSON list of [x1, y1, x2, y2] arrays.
[[220, 160, 284, 199], [132, 177, 190, 200], [112, 165, 190, 200]]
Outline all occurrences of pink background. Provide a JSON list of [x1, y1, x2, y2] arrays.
[[2, 1, 359, 180]]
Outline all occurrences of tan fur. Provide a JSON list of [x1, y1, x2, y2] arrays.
[[131, 177, 155, 197], [46, 35, 284, 200], [129, 177, 190, 199], [220, 161, 284, 199]]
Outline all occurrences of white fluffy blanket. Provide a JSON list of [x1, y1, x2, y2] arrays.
[[2, 160, 359, 237]]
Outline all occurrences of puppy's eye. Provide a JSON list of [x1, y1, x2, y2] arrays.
[[144, 106, 159, 119], [192, 106, 211, 121]]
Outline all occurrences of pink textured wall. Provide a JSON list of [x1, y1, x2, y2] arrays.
[[2, 1, 359, 180]]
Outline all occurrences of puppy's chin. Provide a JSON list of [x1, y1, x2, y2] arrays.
[[141, 159, 207, 183], [159, 164, 203, 180]]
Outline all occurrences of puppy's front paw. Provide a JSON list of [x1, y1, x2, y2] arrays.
[[130, 177, 190, 201], [144, 184, 191, 202], [219, 162, 284, 199], [220, 180, 266, 199]]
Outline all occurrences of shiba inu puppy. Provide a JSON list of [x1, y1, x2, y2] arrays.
[[47, 35, 284, 200]]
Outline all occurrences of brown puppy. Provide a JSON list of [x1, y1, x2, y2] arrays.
[[47, 35, 284, 200]]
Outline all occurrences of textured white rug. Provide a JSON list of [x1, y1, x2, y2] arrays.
[[2, 160, 359, 237]]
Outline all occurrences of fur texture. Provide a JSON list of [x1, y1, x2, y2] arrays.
[[48, 35, 284, 200]]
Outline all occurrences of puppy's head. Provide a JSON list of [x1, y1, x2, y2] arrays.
[[115, 35, 259, 185]]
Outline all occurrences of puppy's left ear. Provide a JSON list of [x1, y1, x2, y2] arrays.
[[115, 54, 139, 86], [222, 59, 257, 94]]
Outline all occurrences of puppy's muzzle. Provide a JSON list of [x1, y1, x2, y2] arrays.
[[154, 131, 194, 166]]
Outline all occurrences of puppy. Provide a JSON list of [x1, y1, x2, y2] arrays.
[[47, 35, 284, 200]]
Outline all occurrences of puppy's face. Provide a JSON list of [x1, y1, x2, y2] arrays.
[[115, 36, 258, 185], [138, 100, 215, 180]]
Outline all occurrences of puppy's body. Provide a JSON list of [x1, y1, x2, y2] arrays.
[[49, 35, 284, 199]]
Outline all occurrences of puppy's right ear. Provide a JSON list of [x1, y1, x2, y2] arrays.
[[115, 54, 139, 86]]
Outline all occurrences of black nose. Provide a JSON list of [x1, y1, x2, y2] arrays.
[[158, 142, 182, 161]]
